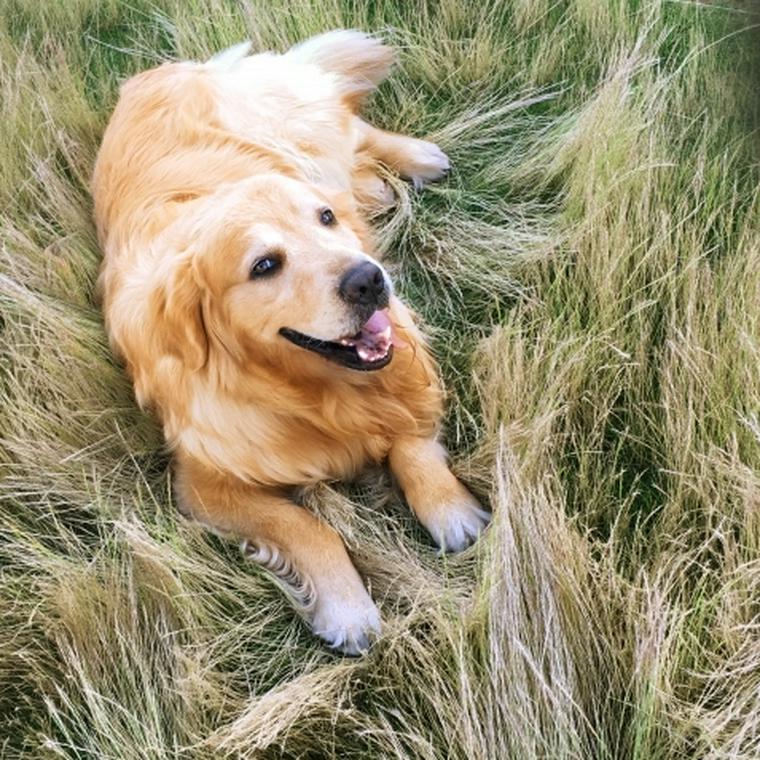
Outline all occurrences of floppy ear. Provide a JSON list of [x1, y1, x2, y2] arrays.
[[151, 251, 208, 372], [104, 244, 209, 416]]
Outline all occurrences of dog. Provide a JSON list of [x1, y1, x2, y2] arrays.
[[92, 30, 490, 654]]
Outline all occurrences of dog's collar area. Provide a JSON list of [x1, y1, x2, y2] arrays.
[[279, 327, 393, 371]]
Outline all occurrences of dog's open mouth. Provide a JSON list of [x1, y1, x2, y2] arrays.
[[280, 310, 395, 371]]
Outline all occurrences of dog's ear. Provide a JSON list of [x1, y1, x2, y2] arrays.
[[106, 247, 209, 415], [151, 251, 209, 373]]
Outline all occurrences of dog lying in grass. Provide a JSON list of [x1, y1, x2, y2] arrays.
[[92, 30, 490, 654]]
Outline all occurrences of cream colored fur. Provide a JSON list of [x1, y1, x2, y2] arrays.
[[92, 30, 489, 654]]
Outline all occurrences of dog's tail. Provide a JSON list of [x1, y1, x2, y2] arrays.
[[206, 41, 253, 70], [286, 30, 394, 109]]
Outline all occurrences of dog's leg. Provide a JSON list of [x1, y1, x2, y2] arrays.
[[388, 436, 490, 552], [175, 455, 380, 655], [355, 118, 451, 190]]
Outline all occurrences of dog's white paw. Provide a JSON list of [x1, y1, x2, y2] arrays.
[[403, 139, 451, 189], [423, 496, 491, 553], [311, 585, 381, 655]]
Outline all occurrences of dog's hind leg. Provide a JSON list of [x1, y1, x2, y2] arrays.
[[354, 118, 451, 191], [175, 453, 381, 655], [286, 31, 449, 192]]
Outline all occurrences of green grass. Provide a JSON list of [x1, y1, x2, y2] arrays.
[[2, 0, 759, 757]]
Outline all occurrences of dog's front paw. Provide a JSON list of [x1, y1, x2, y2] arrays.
[[402, 139, 451, 190], [422, 494, 491, 554], [311, 584, 381, 656]]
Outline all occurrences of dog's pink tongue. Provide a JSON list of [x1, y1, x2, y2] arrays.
[[361, 309, 407, 350], [362, 310, 391, 336]]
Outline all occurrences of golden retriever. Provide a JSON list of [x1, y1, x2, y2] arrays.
[[92, 30, 489, 654]]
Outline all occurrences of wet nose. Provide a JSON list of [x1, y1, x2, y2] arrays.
[[339, 262, 387, 307]]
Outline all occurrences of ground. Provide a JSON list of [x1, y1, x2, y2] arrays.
[[1, 1, 759, 758]]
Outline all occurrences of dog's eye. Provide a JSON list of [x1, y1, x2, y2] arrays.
[[319, 208, 336, 226], [250, 254, 282, 278]]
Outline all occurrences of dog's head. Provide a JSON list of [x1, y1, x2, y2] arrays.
[[156, 174, 400, 379]]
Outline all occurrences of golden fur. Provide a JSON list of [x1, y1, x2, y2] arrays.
[[92, 31, 489, 654]]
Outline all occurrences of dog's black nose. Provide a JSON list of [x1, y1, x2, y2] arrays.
[[339, 262, 387, 307]]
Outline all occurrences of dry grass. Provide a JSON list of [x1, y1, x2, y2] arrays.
[[2, 1, 759, 757]]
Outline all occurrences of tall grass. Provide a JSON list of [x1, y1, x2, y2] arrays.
[[2, 1, 759, 757]]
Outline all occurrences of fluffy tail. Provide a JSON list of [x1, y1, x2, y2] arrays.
[[206, 41, 252, 70], [286, 30, 394, 109]]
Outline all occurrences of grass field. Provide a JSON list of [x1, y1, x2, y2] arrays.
[[2, 0, 760, 757]]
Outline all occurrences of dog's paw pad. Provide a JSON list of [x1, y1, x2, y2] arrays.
[[403, 139, 451, 188], [424, 498, 491, 554], [312, 589, 381, 656]]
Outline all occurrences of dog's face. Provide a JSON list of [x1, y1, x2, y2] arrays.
[[184, 175, 396, 373]]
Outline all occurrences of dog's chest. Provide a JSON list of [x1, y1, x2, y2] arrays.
[[266, 419, 392, 485], [177, 388, 406, 487]]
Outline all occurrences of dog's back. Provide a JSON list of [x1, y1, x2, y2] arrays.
[[92, 32, 393, 253]]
